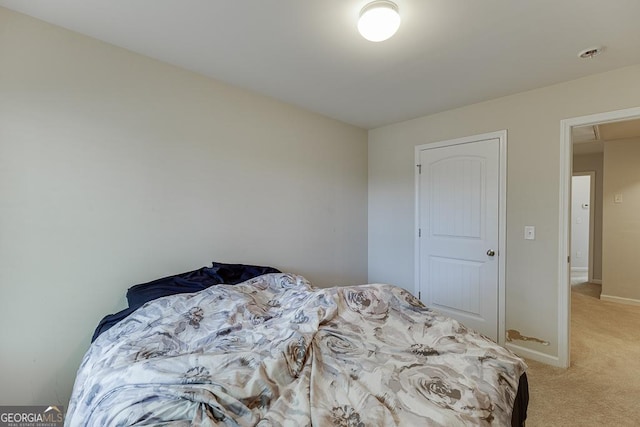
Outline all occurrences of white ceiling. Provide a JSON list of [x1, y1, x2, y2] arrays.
[[2, 0, 640, 129]]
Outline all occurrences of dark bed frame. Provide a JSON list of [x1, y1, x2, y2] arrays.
[[511, 373, 529, 426]]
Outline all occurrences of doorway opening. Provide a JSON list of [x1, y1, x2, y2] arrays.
[[559, 106, 640, 368]]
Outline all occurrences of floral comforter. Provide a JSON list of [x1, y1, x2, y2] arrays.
[[66, 273, 526, 426]]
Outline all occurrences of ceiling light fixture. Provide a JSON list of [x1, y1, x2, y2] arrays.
[[358, 1, 401, 42]]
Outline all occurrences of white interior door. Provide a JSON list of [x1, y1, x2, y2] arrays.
[[417, 136, 501, 340], [570, 173, 594, 284]]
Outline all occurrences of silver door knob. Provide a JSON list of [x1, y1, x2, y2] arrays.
[[486, 249, 495, 257]]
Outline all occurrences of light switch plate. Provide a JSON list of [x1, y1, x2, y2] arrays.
[[524, 226, 535, 240], [614, 194, 623, 203]]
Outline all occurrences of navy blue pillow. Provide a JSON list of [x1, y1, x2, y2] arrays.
[[92, 262, 280, 342], [126, 267, 213, 310], [125, 262, 280, 310]]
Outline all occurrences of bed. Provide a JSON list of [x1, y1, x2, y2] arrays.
[[66, 264, 528, 426]]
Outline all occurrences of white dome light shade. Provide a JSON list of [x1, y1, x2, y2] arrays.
[[358, 1, 401, 42]]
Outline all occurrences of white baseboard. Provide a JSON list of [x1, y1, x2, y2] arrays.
[[591, 279, 602, 285], [504, 342, 565, 367], [600, 294, 640, 306]]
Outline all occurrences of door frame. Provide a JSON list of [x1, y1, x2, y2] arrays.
[[571, 172, 596, 284], [559, 106, 640, 368], [414, 130, 507, 345]]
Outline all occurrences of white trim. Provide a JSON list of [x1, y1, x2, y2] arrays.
[[559, 106, 640, 369], [498, 131, 507, 347], [505, 343, 563, 367], [414, 146, 421, 299], [600, 294, 640, 306], [559, 119, 572, 369], [415, 130, 507, 346], [591, 279, 602, 285]]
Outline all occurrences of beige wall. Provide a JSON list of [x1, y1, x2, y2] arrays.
[[602, 138, 640, 302], [369, 64, 640, 360], [0, 8, 367, 406], [573, 153, 604, 281]]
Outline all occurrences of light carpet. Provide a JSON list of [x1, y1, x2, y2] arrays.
[[524, 284, 640, 426]]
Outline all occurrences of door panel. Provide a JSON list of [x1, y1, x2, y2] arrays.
[[431, 157, 483, 238], [418, 138, 499, 340], [430, 256, 482, 317]]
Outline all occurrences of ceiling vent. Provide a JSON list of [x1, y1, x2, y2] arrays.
[[572, 125, 600, 143], [577, 46, 603, 59]]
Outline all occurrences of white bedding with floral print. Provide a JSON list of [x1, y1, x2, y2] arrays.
[[66, 273, 526, 426]]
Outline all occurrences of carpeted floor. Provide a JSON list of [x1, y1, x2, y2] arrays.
[[524, 283, 640, 426]]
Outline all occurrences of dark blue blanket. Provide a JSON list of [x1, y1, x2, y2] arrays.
[[91, 262, 280, 342]]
